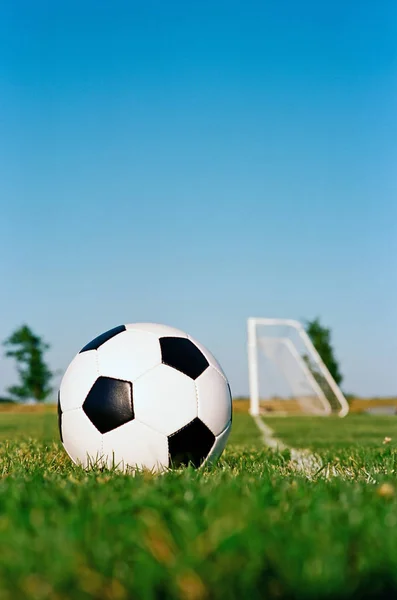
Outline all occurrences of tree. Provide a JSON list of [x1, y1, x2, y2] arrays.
[[305, 318, 343, 385], [3, 325, 53, 402]]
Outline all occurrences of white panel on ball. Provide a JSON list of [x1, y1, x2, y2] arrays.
[[125, 322, 188, 338], [187, 335, 227, 379], [98, 330, 161, 382], [61, 409, 103, 468], [196, 366, 232, 436], [59, 351, 99, 411], [102, 420, 169, 472], [133, 363, 197, 436], [205, 422, 232, 465]]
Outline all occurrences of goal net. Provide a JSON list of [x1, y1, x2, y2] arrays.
[[247, 318, 349, 417]]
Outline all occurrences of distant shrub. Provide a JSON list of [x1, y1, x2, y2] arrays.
[[0, 396, 16, 404]]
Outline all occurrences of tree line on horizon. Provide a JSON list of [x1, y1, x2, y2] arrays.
[[0, 319, 343, 404]]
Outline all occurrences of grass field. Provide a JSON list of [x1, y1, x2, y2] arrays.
[[1, 409, 397, 599]]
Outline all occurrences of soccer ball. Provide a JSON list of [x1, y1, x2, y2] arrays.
[[58, 323, 232, 472]]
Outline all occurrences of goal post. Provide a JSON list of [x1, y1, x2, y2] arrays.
[[247, 318, 349, 417]]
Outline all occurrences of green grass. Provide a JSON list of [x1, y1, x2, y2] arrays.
[[0, 411, 56, 442], [265, 414, 397, 450], [1, 411, 397, 599]]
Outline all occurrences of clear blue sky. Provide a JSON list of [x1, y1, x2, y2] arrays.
[[1, 0, 396, 397]]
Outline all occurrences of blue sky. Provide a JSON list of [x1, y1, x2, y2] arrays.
[[1, 0, 396, 397]]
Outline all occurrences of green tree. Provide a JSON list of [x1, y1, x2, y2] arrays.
[[305, 317, 343, 385], [3, 325, 53, 402]]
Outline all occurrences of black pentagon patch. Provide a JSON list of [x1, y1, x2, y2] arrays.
[[79, 325, 126, 353], [57, 391, 63, 443], [160, 337, 209, 380], [168, 418, 215, 468], [83, 376, 134, 434]]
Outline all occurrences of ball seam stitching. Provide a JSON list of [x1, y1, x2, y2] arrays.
[[186, 335, 227, 383]]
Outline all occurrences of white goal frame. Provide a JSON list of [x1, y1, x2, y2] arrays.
[[247, 318, 349, 417]]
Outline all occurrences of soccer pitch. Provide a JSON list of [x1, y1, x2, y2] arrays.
[[1, 410, 397, 599]]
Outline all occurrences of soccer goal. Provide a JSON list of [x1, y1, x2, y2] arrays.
[[247, 318, 349, 417]]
